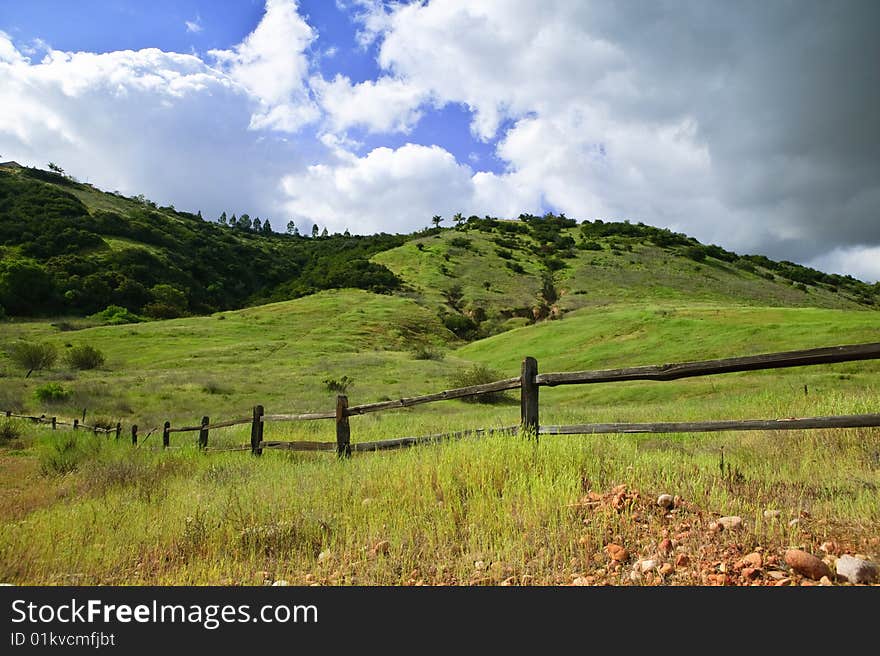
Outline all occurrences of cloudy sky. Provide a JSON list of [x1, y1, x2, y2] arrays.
[[1, 0, 878, 281]]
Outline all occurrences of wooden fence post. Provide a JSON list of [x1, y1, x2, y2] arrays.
[[4, 411, 9, 418], [162, 421, 170, 449], [73, 419, 79, 431], [51, 417, 57, 430], [199, 416, 209, 450], [521, 356, 539, 439], [336, 395, 351, 458], [115, 422, 121, 440], [251, 405, 264, 456], [131, 424, 138, 446]]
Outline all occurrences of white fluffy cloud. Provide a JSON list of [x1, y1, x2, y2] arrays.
[[208, 0, 318, 131], [281, 143, 479, 234], [342, 0, 880, 279], [1, 1, 878, 282], [312, 74, 427, 134]]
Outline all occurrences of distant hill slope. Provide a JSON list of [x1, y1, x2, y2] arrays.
[[374, 215, 879, 340], [0, 166, 404, 318], [1, 166, 877, 336]]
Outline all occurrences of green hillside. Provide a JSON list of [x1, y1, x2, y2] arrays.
[[375, 216, 878, 341], [2, 163, 878, 336], [0, 164, 404, 318]]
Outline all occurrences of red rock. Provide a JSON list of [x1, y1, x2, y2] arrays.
[[738, 552, 763, 569], [371, 540, 390, 556], [659, 563, 674, 576], [785, 549, 831, 580], [820, 541, 838, 555], [658, 538, 673, 556], [605, 543, 629, 562], [741, 567, 760, 579], [675, 554, 690, 568]]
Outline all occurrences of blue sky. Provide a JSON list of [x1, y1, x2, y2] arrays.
[[1, 0, 878, 281]]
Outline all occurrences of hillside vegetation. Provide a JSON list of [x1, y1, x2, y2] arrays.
[[1, 164, 878, 586], [1, 164, 878, 332], [0, 165, 403, 318]]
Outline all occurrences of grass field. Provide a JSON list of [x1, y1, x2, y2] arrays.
[[0, 294, 878, 585]]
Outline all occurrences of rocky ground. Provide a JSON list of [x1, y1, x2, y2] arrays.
[[560, 484, 879, 587], [265, 483, 879, 587]]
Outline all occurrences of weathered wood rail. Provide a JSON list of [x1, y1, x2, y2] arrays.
[[3, 410, 119, 437], [5, 341, 879, 457]]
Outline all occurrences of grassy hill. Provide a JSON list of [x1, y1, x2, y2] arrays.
[[374, 217, 877, 341], [0, 164, 404, 318], [1, 171, 878, 586], [1, 295, 878, 586], [2, 163, 878, 333]]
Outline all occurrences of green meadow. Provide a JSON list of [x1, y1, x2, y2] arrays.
[[1, 294, 878, 585]]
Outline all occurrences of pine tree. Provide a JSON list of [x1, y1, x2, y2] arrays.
[[261, 219, 273, 235], [253, 217, 262, 232], [219, 211, 227, 225], [286, 220, 297, 235], [311, 224, 319, 238], [321, 227, 329, 238]]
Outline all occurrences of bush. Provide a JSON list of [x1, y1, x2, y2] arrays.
[[38, 432, 101, 475], [442, 314, 478, 340], [323, 376, 354, 394], [8, 341, 57, 377], [89, 305, 142, 325], [684, 246, 707, 262], [34, 382, 70, 403], [65, 344, 105, 370], [411, 345, 445, 361], [0, 420, 21, 443], [447, 364, 512, 404]]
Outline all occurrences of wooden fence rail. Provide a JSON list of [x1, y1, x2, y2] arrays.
[[5, 341, 879, 457]]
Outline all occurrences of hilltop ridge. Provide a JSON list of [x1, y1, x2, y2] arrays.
[[1, 164, 877, 340]]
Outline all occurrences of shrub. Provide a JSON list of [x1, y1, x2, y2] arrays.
[[442, 314, 478, 340], [34, 382, 70, 403], [411, 345, 445, 361], [52, 321, 78, 332], [8, 341, 57, 377], [0, 421, 21, 443], [202, 380, 229, 395], [89, 305, 142, 325], [447, 364, 512, 404], [684, 246, 707, 262], [38, 432, 101, 475], [323, 376, 354, 394], [65, 344, 105, 370]]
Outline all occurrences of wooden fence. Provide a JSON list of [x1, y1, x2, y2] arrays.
[[3, 410, 119, 436], [5, 341, 880, 457]]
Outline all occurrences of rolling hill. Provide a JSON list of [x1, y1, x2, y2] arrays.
[[1, 162, 878, 335]]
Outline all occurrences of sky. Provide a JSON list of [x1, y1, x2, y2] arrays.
[[1, 0, 878, 282]]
